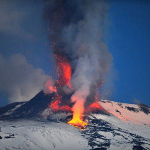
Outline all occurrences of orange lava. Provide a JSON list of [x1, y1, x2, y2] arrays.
[[68, 99, 88, 129], [48, 85, 57, 93], [50, 95, 71, 112], [89, 101, 102, 109], [50, 99, 60, 111], [59, 105, 72, 112], [55, 55, 72, 88], [68, 117, 88, 130], [48, 54, 72, 114], [68, 106, 88, 129], [60, 60, 72, 88], [44, 78, 57, 93], [85, 92, 102, 112]]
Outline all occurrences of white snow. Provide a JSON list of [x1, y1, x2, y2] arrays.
[[0, 100, 150, 150], [91, 112, 150, 150], [100, 100, 150, 125], [0, 120, 89, 150]]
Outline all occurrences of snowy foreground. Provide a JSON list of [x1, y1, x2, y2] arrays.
[[0, 115, 150, 149], [0, 120, 89, 150], [0, 100, 150, 150]]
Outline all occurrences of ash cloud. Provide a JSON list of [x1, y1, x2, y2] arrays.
[[45, 0, 112, 106], [0, 53, 48, 103]]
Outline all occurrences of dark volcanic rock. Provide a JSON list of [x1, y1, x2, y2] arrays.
[[0, 91, 54, 120], [138, 103, 150, 115], [125, 106, 139, 113], [0, 102, 25, 116], [133, 145, 146, 150], [90, 148, 107, 150]]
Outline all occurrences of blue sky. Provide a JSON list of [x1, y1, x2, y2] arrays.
[[0, 0, 150, 107], [106, 0, 150, 106]]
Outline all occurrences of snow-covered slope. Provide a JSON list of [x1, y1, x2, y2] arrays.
[[100, 100, 150, 125], [0, 92, 150, 150], [0, 112, 150, 150], [0, 120, 89, 150]]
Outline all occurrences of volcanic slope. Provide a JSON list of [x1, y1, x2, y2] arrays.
[[0, 91, 150, 150]]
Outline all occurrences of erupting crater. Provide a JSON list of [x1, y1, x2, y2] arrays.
[[45, 53, 105, 129], [68, 117, 88, 130]]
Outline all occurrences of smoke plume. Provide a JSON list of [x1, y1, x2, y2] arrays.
[[45, 0, 112, 118], [0, 53, 48, 103]]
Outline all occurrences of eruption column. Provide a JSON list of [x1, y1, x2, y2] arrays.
[[55, 54, 72, 88], [45, 0, 112, 129]]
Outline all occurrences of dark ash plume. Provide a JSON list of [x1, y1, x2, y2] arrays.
[[45, 0, 112, 107]]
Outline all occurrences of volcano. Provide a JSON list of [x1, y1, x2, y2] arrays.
[[0, 91, 150, 150], [0, 90, 108, 121]]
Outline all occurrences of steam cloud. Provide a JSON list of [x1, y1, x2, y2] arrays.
[[45, 0, 112, 112], [0, 53, 48, 103]]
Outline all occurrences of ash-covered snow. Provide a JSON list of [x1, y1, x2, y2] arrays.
[[85, 113, 150, 150]]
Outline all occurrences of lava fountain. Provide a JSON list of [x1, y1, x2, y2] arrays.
[[68, 96, 88, 129], [44, 0, 112, 129], [55, 54, 72, 89]]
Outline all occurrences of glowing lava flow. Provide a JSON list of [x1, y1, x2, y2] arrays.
[[55, 54, 72, 88], [60, 61, 72, 88], [48, 54, 72, 113], [86, 92, 102, 112], [68, 118, 88, 130], [68, 99, 88, 129], [48, 55, 104, 129], [50, 94, 72, 112], [86, 101, 102, 113]]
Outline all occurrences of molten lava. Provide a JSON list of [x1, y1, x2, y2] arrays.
[[44, 78, 57, 93], [47, 85, 57, 93], [49, 96, 61, 112], [86, 101, 102, 113], [68, 108, 88, 129], [47, 54, 105, 130], [55, 54, 72, 88], [68, 98, 88, 129], [68, 117, 88, 130], [48, 54, 72, 112], [50, 94, 72, 112]]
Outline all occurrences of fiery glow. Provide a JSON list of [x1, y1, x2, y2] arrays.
[[59, 105, 72, 112], [47, 54, 72, 115], [48, 55, 105, 130], [48, 86, 57, 93], [55, 55, 72, 88], [50, 95, 72, 112], [50, 98, 60, 112], [68, 118, 88, 130], [44, 77, 57, 94], [87, 101, 102, 112], [85, 92, 102, 112], [60, 60, 72, 88], [68, 99, 88, 129]]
